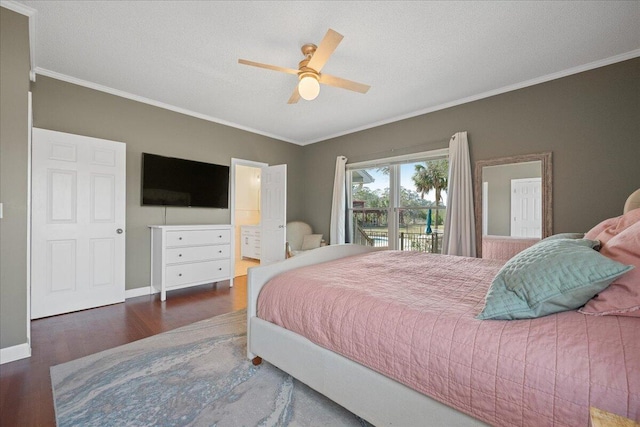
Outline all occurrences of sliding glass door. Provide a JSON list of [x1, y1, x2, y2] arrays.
[[397, 159, 447, 253], [349, 167, 390, 248], [348, 150, 448, 253]]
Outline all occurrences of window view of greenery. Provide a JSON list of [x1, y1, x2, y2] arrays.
[[351, 159, 448, 253]]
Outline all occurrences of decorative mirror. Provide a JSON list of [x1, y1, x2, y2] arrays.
[[474, 152, 552, 257]]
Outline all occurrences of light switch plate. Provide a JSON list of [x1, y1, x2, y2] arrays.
[[0, 202, 3, 219]]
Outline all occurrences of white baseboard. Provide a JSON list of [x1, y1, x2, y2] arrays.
[[0, 342, 31, 364], [125, 286, 159, 299], [1, 288, 157, 365]]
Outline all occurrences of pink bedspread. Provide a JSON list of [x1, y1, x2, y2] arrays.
[[257, 250, 640, 426]]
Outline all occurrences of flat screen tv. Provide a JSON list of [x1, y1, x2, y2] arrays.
[[141, 153, 229, 208]]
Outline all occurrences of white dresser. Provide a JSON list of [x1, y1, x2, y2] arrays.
[[241, 225, 261, 260], [149, 224, 234, 301]]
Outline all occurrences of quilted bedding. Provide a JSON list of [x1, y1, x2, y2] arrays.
[[257, 250, 640, 426]]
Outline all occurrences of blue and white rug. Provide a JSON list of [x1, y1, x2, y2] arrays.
[[51, 310, 368, 427]]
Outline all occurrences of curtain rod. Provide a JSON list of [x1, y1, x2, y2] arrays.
[[347, 137, 451, 165]]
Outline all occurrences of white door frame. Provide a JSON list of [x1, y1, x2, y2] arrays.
[[26, 92, 33, 354]]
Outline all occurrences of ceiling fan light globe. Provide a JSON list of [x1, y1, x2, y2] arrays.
[[298, 76, 320, 101]]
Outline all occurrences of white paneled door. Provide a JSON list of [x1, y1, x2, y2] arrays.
[[511, 177, 542, 238], [31, 128, 126, 319], [260, 164, 287, 265]]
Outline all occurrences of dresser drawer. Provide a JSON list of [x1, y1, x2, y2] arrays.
[[165, 245, 230, 264], [165, 260, 230, 287], [166, 229, 231, 247]]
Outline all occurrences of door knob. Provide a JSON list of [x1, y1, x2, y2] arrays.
[[116, 228, 123, 234]]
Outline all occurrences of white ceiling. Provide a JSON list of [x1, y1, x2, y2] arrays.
[[11, 1, 640, 145]]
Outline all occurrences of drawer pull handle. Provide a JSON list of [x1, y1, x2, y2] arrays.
[[218, 235, 222, 238], [219, 250, 222, 253], [179, 254, 182, 257], [218, 268, 222, 271], [179, 237, 183, 240], [178, 273, 182, 277]]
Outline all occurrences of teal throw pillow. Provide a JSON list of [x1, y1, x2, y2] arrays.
[[539, 232, 585, 242], [477, 238, 633, 320]]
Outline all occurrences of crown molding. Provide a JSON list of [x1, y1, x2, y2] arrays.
[[1, 1, 37, 81], [299, 49, 640, 145], [34, 68, 300, 145], [0, 0, 34, 16], [32, 47, 640, 147]]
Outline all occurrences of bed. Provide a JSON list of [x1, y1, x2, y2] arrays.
[[246, 191, 640, 426]]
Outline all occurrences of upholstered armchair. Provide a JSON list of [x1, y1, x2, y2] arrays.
[[285, 221, 323, 257]]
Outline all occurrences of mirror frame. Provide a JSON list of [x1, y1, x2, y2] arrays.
[[474, 152, 553, 257]]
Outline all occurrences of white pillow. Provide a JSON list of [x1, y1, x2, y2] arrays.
[[301, 234, 323, 250]]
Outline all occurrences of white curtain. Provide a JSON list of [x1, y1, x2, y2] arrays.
[[330, 156, 348, 244], [442, 132, 476, 257]]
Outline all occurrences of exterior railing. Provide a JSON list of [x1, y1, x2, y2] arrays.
[[398, 231, 443, 253], [350, 207, 446, 254]]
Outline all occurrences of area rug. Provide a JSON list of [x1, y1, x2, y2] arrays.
[[51, 310, 369, 427]]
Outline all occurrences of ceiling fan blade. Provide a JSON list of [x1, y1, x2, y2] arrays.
[[319, 74, 370, 94], [238, 59, 299, 75], [307, 29, 343, 72], [287, 86, 300, 104]]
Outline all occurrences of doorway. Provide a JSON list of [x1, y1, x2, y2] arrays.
[[231, 159, 266, 277]]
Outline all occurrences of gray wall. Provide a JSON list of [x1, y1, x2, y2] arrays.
[[0, 8, 30, 349], [483, 162, 541, 236], [31, 76, 304, 291], [303, 58, 640, 241]]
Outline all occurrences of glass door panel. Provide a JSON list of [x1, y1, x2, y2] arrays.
[[398, 160, 448, 253], [350, 167, 390, 248]]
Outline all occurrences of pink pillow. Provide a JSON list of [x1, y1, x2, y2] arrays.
[[584, 216, 619, 241], [584, 208, 640, 244], [579, 218, 640, 317]]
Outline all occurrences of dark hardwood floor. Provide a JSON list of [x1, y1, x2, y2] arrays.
[[0, 277, 247, 426]]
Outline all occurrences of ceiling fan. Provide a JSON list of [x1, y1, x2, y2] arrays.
[[238, 29, 370, 104]]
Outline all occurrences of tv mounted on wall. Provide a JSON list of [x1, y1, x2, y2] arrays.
[[141, 153, 229, 208]]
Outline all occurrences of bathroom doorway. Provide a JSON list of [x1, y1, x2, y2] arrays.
[[231, 159, 265, 277]]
